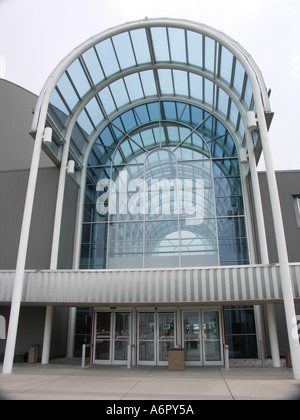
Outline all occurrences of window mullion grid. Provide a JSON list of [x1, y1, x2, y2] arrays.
[[93, 45, 107, 80], [128, 31, 139, 66], [48, 102, 68, 133], [108, 84, 119, 111], [54, 86, 72, 115], [230, 56, 236, 88], [166, 27, 172, 62], [212, 41, 218, 112], [65, 70, 82, 102], [110, 37, 122, 72], [145, 27, 161, 98], [95, 93, 109, 121], [137, 72, 146, 99], [83, 107, 97, 132], [78, 56, 95, 90], [122, 77, 132, 105]]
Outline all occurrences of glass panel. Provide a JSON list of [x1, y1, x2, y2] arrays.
[[219, 47, 233, 84], [50, 88, 69, 116], [114, 312, 130, 361], [67, 59, 91, 98], [203, 311, 221, 361], [244, 77, 252, 108], [139, 313, 155, 362], [158, 69, 173, 94], [204, 36, 215, 73], [151, 27, 170, 61], [173, 70, 188, 96], [217, 88, 229, 116], [82, 47, 104, 85], [229, 100, 239, 126], [140, 70, 157, 96], [112, 32, 136, 69], [57, 73, 79, 110], [110, 79, 129, 108], [125, 73, 144, 102], [183, 312, 201, 362], [96, 38, 120, 76], [218, 238, 249, 265], [158, 313, 175, 362], [95, 312, 111, 360], [77, 109, 94, 135], [233, 59, 245, 95], [204, 79, 213, 106], [168, 28, 186, 63], [187, 31, 203, 67], [159, 313, 174, 338], [215, 196, 245, 217], [226, 335, 258, 359], [85, 97, 104, 128], [224, 306, 258, 358], [98, 87, 117, 115], [130, 28, 151, 64]]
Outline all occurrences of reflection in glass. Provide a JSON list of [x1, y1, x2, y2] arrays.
[[158, 313, 175, 361], [114, 313, 130, 361], [183, 312, 201, 362], [139, 313, 155, 362], [81, 101, 249, 269], [203, 311, 221, 362], [95, 312, 111, 360]]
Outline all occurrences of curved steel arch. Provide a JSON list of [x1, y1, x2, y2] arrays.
[[31, 18, 271, 172]]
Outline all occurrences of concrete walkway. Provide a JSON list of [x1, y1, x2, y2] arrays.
[[0, 363, 300, 400]]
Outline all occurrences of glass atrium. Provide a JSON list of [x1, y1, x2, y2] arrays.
[[28, 19, 275, 362], [39, 20, 264, 271]]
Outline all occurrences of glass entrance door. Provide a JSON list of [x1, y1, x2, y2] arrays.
[[203, 310, 222, 365], [182, 310, 223, 366], [114, 312, 131, 363], [95, 312, 111, 364], [158, 312, 175, 365], [183, 312, 202, 363], [137, 311, 175, 365], [94, 311, 131, 365], [138, 312, 155, 364]]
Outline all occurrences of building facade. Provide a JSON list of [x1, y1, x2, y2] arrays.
[[0, 19, 300, 377]]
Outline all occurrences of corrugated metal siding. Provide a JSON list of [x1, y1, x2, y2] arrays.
[[0, 264, 299, 305]]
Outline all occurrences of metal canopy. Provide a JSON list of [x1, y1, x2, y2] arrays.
[[31, 19, 272, 172]]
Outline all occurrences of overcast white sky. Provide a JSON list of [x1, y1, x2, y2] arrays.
[[0, 0, 299, 170]]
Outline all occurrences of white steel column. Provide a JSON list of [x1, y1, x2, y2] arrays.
[[66, 307, 77, 358], [245, 131, 280, 367], [266, 303, 281, 367], [41, 306, 53, 364], [2, 125, 44, 374], [255, 107, 300, 379], [41, 132, 71, 364]]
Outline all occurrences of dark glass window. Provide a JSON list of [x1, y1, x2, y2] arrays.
[[224, 307, 258, 358]]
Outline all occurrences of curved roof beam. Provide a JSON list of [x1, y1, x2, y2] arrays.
[[31, 18, 271, 171]]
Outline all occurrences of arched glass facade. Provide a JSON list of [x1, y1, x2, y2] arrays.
[[80, 101, 249, 269], [26, 18, 277, 364]]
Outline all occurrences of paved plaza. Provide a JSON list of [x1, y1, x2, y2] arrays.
[[0, 362, 300, 400]]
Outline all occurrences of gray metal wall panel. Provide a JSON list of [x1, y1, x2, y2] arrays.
[[0, 79, 53, 171], [0, 167, 59, 269], [259, 171, 300, 263]]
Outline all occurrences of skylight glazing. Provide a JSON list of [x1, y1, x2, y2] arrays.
[[45, 22, 256, 167]]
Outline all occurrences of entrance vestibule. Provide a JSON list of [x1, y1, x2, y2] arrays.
[[93, 308, 224, 366]]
